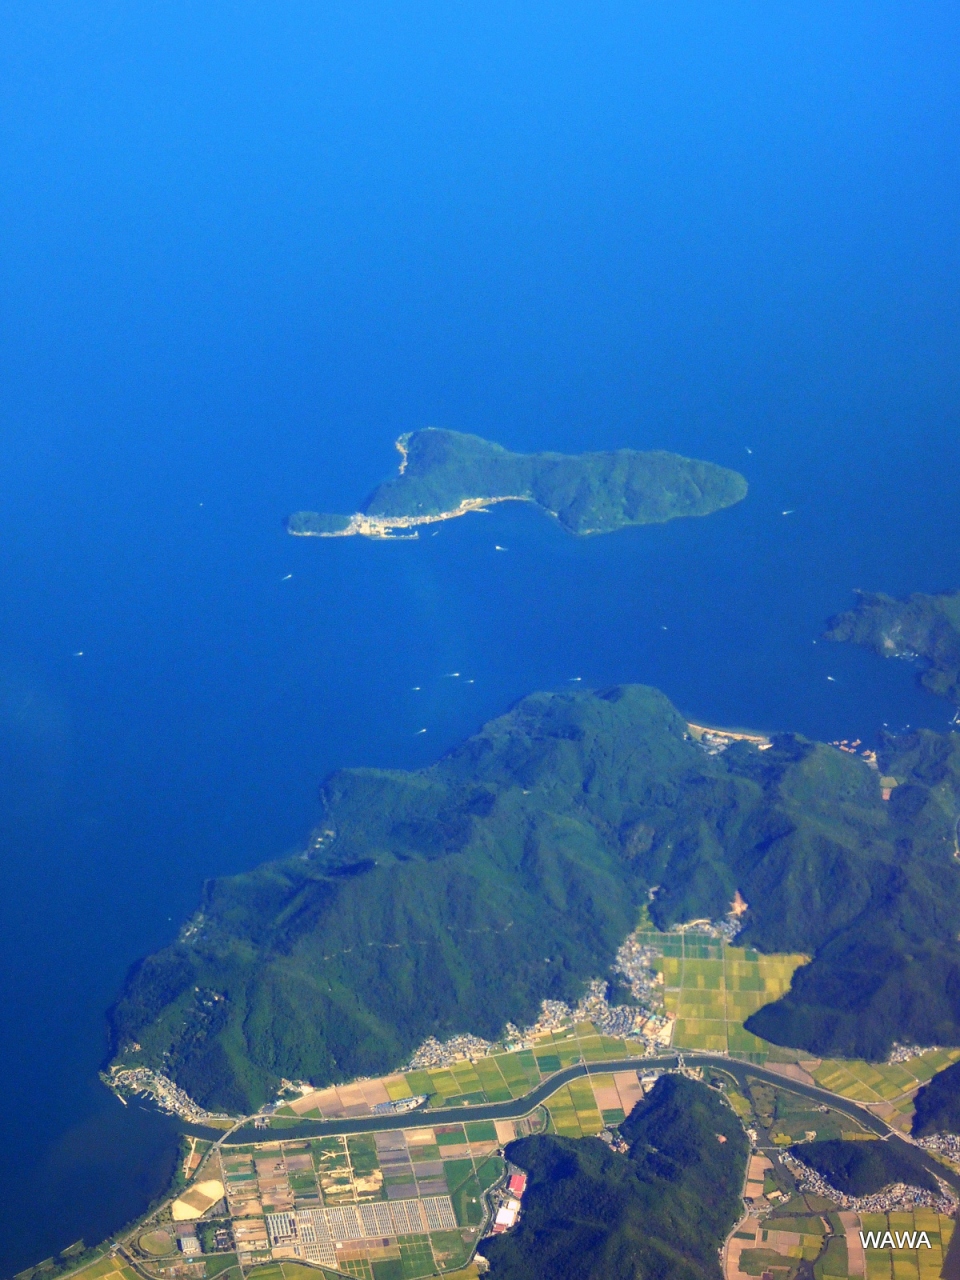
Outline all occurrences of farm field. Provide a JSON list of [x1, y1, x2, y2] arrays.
[[543, 1069, 647, 1138], [271, 929, 812, 1129], [811, 1051, 960, 1132], [246, 1265, 344, 1280], [404, 1026, 640, 1107], [637, 930, 806, 1059], [727, 1209, 956, 1280], [860, 1211, 954, 1280], [159, 1127, 508, 1280], [278, 1023, 639, 1123], [77, 1257, 140, 1280]]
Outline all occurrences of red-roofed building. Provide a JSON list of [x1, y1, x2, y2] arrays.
[[508, 1173, 527, 1197]]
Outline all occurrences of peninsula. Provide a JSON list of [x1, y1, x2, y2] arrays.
[[286, 428, 748, 539], [110, 684, 960, 1113], [826, 588, 960, 704]]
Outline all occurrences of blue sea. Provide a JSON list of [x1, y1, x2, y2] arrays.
[[2, 3, 960, 1272]]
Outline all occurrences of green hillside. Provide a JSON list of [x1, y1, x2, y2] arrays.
[[287, 428, 747, 537], [912, 1061, 960, 1136], [826, 588, 960, 704], [789, 1137, 937, 1196], [478, 1075, 748, 1280], [110, 686, 960, 1111], [745, 725, 960, 1056]]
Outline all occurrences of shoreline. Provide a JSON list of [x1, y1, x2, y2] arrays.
[[685, 720, 773, 749], [288, 494, 529, 539]]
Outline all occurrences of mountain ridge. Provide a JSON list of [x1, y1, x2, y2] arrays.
[[109, 684, 960, 1112]]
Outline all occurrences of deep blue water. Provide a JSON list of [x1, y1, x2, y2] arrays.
[[2, 3, 960, 1273]]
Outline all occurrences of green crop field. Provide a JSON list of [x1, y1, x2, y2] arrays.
[[384, 1076, 414, 1101], [339, 1260, 373, 1279], [450, 1063, 485, 1093], [409, 1143, 441, 1162], [80, 1260, 139, 1280], [814, 1049, 960, 1104], [245, 1266, 284, 1280], [435, 1124, 467, 1146], [637, 929, 806, 1058], [203, 1256, 240, 1280], [861, 1212, 953, 1280], [811, 1048, 960, 1130], [443, 1158, 475, 1193], [544, 1080, 604, 1138], [464, 1121, 497, 1143], [396, 1018, 650, 1114], [470, 1057, 511, 1100]]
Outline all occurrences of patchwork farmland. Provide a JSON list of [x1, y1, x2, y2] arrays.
[[637, 929, 806, 1058]]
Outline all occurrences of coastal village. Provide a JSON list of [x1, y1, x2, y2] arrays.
[[62, 899, 960, 1280], [87, 1035, 960, 1280], [106, 918, 679, 1124], [69, 910, 960, 1280]]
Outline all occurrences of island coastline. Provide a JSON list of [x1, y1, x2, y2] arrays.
[[286, 427, 748, 540]]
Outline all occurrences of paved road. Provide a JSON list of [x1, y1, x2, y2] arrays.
[[207, 1050, 959, 1193]]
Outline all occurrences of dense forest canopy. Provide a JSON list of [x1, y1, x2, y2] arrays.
[[788, 1138, 937, 1197], [912, 1061, 960, 1137], [479, 1075, 748, 1280], [109, 683, 960, 1111], [287, 428, 748, 537]]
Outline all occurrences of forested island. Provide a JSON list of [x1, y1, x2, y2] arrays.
[[110, 683, 960, 1112], [826, 588, 960, 704], [478, 1075, 748, 1280], [286, 428, 747, 539]]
